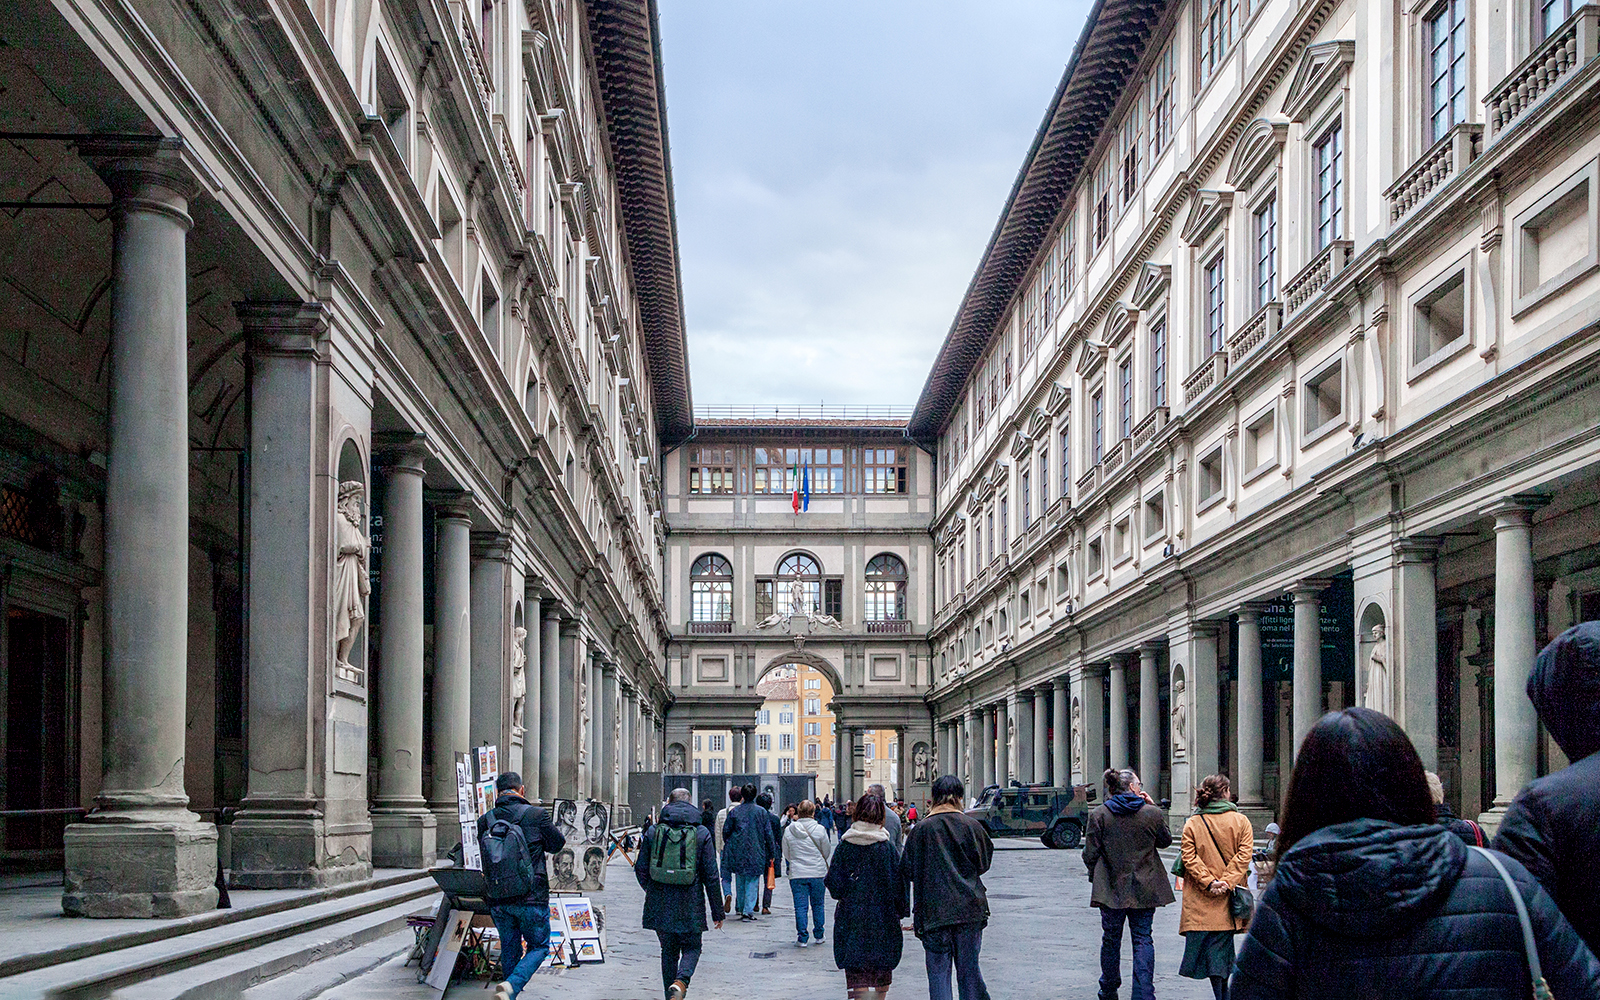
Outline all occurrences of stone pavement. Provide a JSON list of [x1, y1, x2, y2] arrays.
[[308, 842, 1220, 1000]]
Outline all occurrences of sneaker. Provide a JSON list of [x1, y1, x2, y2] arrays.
[[739, 913, 754, 922], [493, 983, 513, 1000], [814, 932, 824, 943], [668, 979, 689, 1000], [794, 940, 808, 948]]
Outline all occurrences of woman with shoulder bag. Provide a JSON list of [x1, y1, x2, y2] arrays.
[[825, 793, 908, 999], [1178, 774, 1254, 1000]]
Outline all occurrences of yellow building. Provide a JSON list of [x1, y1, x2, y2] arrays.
[[799, 663, 838, 801]]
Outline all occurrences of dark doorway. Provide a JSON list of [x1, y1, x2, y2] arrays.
[[4, 607, 74, 869]]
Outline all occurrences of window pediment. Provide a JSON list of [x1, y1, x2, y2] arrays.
[[1181, 190, 1234, 245], [1283, 41, 1356, 123], [1045, 381, 1072, 416], [1075, 339, 1109, 377], [1227, 117, 1290, 190], [1104, 303, 1139, 349], [1009, 431, 1033, 460], [1025, 407, 1052, 439], [1131, 263, 1171, 310]]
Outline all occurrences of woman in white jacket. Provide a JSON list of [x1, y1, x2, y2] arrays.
[[783, 799, 835, 947]]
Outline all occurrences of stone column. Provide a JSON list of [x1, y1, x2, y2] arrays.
[[1075, 666, 1107, 783], [370, 444, 436, 867], [557, 619, 581, 799], [430, 498, 474, 845], [64, 147, 218, 917], [731, 730, 746, 775], [1052, 680, 1070, 789], [1189, 624, 1222, 780], [1138, 643, 1162, 786], [835, 725, 849, 802], [539, 604, 562, 798], [619, 684, 634, 804], [1397, 539, 1443, 770], [743, 725, 758, 773], [982, 707, 997, 791], [1289, 580, 1331, 764], [1108, 655, 1130, 770], [469, 534, 510, 758], [1235, 605, 1266, 807], [600, 663, 618, 802], [965, 710, 979, 789], [520, 596, 541, 797], [1016, 690, 1035, 784], [588, 654, 604, 799], [996, 698, 1012, 786], [1032, 690, 1049, 784], [1482, 498, 1548, 830]]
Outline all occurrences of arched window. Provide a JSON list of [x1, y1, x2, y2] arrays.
[[864, 553, 907, 622], [775, 553, 821, 615], [690, 554, 733, 622]]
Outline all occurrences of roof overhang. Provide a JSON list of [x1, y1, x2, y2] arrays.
[[906, 0, 1172, 443]]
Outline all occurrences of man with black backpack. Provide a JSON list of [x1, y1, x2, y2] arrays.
[[477, 772, 565, 1000], [635, 787, 726, 1000]]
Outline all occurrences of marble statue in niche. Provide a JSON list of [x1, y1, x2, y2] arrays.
[[1171, 673, 1188, 758], [333, 480, 370, 680], [1071, 698, 1083, 771], [510, 626, 528, 735], [1363, 624, 1391, 717], [913, 742, 930, 784], [666, 743, 687, 773]]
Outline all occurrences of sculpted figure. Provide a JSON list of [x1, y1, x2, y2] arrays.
[[333, 481, 370, 674], [1364, 624, 1391, 717], [510, 626, 528, 734], [1171, 674, 1188, 756], [1072, 699, 1084, 769]]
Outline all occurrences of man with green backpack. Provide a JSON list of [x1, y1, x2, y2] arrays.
[[635, 787, 727, 1000]]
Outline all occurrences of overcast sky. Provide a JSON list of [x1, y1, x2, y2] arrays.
[[656, 2, 1091, 411]]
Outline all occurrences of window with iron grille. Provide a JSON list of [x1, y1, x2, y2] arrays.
[[1314, 123, 1344, 250], [1150, 319, 1168, 409], [1204, 252, 1227, 358], [1254, 197, 1278, 308], [1427, 0, 1468, 144], [688, 446, 733, 493]]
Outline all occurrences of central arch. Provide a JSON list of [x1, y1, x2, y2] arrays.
[[758, 649, 843, 694]]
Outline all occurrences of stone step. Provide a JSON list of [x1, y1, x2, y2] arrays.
[[1, 876, 440, 1000], [236, 930, 415, 1000], [0, 869, 434, 981]]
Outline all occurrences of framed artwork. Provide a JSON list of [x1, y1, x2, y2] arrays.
[[574, 939, 604, 963], [425, 909, 471, 990], [561, 897, 597, 937]]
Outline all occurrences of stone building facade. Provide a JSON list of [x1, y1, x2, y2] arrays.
[[0, 0, 682, 916], [915, 0, 1600, 832]]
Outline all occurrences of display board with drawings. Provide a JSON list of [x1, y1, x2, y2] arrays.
[[455, 744, 501, 870], [547, 799, 610, 892]]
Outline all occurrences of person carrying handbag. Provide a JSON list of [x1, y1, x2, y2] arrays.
[[1177, 774, 1254, 1000]]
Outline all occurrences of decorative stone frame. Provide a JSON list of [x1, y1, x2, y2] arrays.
[[1196, 441, 1227, 513], [1406, 254, 1475, 381], [1511, 157, 1600, 316], [1241, 403, 1280, 483], [1300, 352, 1348, 444]]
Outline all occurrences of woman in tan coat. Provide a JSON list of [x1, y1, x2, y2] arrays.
[[1177, 774, 1254, 1000]]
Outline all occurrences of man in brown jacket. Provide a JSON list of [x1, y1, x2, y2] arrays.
[[1083, 768, 1174, 1000]]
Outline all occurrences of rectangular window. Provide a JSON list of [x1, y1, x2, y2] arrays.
[[1059, 215, 1078, 297], [999, 496, 1009, 553], [758, 734, 770, 751], [805, 722, 821, 736], [1038, 449, 1049, 509], [1118, 359, 1134, 439], [1204, 252, 1227, 358], [1092, 156, 1115, 250], [752, 446, 844, 494], [1150, 319, 1168, 409], [1314, 123, 1344, 250], [757, 710, 770, 725], [1021, 469, 1031, 528], [758, 757, 768, 773], [779, 710, 795, 725], [1254, 197, 1278, 308], [823, 578, 843, 619], [709, 734, 724, 752], [1304, 359, 1344, 434], [986, 511, 995, 563], [864, 742, 875, 761], [694, 735, 702, 751], [864, 447, 908, 494], [805, 678, 821, 689], [779, 733, 794, 751], [1539, 0, 1573, 43], [1199, 446, 1224, 503], [1060, 425, 1072, 495], [755, 579, 774, 619], [1146, 42, 1177, 160], [709, 758, 725, 774], [804, 743, 820, 760], [805, 698, 821, 715], [1118, 108, 1143, 206], [1091, 390, 1105, 464], [1040, 252, 1055, 332], [779, 757, 795, 774], [1427, 0, 1468, 144], [1199, 0, 1240, 83]]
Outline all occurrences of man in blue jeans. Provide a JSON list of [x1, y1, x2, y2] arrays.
[[1082, 768, 1174, 1000], [477, 772, 566, 999], [721, 782, 775, 920], [902, 775, 994, 1000]]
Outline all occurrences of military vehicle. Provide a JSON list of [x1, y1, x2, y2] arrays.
[[964, 782, 1097, 849]]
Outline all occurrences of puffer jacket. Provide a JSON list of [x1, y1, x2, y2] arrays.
[[721, 800, 776, 876], [783, 817, 833, 878], [635, 800, 726, 933], [1231, 819, 1600, 999]]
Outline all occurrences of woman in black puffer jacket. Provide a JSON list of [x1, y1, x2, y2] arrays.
[[1231, 708, 1600, 999]]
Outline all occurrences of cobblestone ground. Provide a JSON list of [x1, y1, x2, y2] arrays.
[[315, 842, 1219, 1000]]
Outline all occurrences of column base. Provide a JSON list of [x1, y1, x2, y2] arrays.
[[433, 806, 465, 857], [1238, 802, 1278, 834], [370, 807, 438, 869], [1475, 803, 1513, 840], [229, 812, 373, 889], [64, 817, 219, 918]]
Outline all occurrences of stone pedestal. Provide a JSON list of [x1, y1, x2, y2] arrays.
[[64, 146, 217, 916]]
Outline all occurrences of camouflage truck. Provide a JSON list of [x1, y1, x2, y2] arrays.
[[964, 782, 1097, 849]]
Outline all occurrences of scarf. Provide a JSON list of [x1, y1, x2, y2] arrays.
[[842, 821, 888, 845], [1197, 800, 1239, 815]]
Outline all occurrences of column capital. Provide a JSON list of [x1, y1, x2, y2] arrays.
[[1287, 578, 1333, 600], [470, 530, 511, 562], [1483, 494, 1549, 526], [430, 491, 476, 523], [374, 431, 429, 472], [1394, 536, 1443, 562], [1053, 676, 1070, 692], [82, 136, 200, 223], [542, 601, 566, 622], [1233, 602, 1271, 621], [238, 301, 329, 355], [1107, 651, 1134, 670]]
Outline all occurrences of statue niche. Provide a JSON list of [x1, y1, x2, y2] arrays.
[[333, 480, 370, 684]]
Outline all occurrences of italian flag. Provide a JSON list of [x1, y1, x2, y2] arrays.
[[792, 465, 810, 514], [791, 465, 801, 514]]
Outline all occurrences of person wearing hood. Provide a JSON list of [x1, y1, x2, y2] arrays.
[[1495, 619, 1600, 954], [1231, 707, 1600, 1000], [901, 774, 994, 1000], [1177, 773, 1253, 1000], [722, 783, 776, 921], [1083, 768, 1174, 1000], [636, 788, 726, 1000], [826, 793, 908, 999], [783, 799, 834, 947]]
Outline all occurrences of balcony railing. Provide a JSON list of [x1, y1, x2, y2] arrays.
[[1284, 240, 1353, 316], [866, 619, 913, 634], [1076, 464, 1101, 495], [1132, 406, 1168, 449], [1103, 437, 1130, 475], [1229, 302, 1281, 366], [1183, 352, 1227, 403], [458, 3, 494, 118], [1387, 124, 1482, 222], [687, 620, 733, 634], [1487, 6, 1600, 138], [693, 403, 912, 422]]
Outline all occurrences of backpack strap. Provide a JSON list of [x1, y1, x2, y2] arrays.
[[1470, 846, 1553, 1000]]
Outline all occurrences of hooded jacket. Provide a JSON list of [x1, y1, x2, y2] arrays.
[[783, 816, 833, 879], [634, 800, 727, 933], [721, 800, 776, 876], [1494, 620, 1600, 955], [1231, 819, 1600, 999], [1083, 793, 1175, 911], [826, 823, 908, 971]]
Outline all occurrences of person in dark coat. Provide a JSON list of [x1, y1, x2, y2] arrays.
[[1083, 768, 1174, 1000], [475, 773, 565, 1000], [721, 782, 775, 920], [1231, 708, 1600, 1000], [757, 792, 782, 914], [1424, 770, 1483, 845], [901, 774, 994, 1000], [636, 788, 725, 1000], [826, 793, 908, 999], [1495, 619, 1600, 954], [699, 798, 716, 833]]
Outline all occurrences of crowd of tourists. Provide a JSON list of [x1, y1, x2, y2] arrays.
[[474, 620, 1600, 1000]]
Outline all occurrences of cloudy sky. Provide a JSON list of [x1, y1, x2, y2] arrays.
[[656, 2, 1092, 411]]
